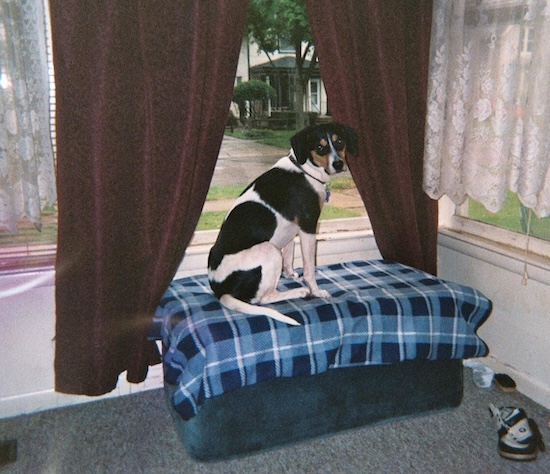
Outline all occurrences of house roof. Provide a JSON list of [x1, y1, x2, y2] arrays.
[[250, 56, 319, 72]]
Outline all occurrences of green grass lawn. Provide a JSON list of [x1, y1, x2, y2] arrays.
[[1, 147, 359, 243], [0, 206, 58, 247], [205, 176, 355, 201], [468, 192, 550, 241], [196, 211, 229, 231], [206, 184, 246, 201], [320, 205, 361, 220]]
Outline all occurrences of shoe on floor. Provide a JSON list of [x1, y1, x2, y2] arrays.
[[489, 404, 546, 461]]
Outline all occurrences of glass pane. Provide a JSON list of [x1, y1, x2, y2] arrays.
[[464, 192, 550, 242]]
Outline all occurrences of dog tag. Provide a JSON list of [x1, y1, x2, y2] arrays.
[[325, 189, 331, 202]]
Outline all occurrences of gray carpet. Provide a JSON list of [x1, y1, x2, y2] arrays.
[[1, 371, 549, 474]]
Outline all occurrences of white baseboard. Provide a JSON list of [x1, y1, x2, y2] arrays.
[[0, 364, 164, 420], [475, 356, 550, 411]]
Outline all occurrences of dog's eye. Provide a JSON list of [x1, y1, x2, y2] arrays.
[[316, 144, 330, 155], [333, 138, 345, 151]]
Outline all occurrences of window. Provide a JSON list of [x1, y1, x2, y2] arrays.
[[452, 24, 549, 257], [308, 79, 320, 113], [0, 0, 57, 271], [1, 15, 371, 272], [453, 9, 546, 252], [426, 0, 550, 261], [278, 35, 295, 54], [449, 195, 550, 260], [193, 42, 370, 244]]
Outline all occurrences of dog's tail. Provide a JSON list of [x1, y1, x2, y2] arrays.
[[219, 295, 301, 326]]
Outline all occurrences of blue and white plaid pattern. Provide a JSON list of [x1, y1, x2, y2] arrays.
[[149, 260, 491, 420]]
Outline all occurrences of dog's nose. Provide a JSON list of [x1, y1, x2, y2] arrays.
[[333, 160, 344, 172]]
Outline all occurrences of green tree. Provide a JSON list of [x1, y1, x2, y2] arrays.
[[247, 0, 318, 129], [233, 80, 277, 124]]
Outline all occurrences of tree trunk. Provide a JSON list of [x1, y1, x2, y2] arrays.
[[294, 74, 306, 130]]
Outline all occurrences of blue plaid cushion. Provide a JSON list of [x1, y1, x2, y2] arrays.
[[149, 260, 491, 420]]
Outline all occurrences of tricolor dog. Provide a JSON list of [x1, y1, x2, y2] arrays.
[[208, 123, 358, 325]]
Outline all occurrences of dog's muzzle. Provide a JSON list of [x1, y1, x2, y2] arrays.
[[333, 159, 344, 173]]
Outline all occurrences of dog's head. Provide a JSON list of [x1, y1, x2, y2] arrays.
[[290, 122, 358, 175]]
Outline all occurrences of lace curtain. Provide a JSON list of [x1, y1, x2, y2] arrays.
[[423, 0, 550, 218], [0, 0, 56, 232]]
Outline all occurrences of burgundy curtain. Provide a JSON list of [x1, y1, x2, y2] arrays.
[[50, 0, 248, 395], [306, 0, 438, 275]]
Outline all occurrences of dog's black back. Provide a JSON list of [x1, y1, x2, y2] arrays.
[[208, 168, 320, 272]]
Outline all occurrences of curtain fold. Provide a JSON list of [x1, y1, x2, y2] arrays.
[[306, 0, 437, 274], [50, 0, 248, 395], [0, 0, 56, 232], [423, 0, 550, 218]]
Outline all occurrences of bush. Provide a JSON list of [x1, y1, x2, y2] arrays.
[[233, 80, 277, 123], [233, 80, 277, 103]]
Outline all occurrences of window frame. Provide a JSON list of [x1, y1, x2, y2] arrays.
[[439, 196, 550, 262], [0, 0, 57, 273], [1, 3, 373, 273]]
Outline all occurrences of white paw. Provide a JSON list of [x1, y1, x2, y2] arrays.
[[283, 269, 299, 279], [311, 289, 330, 299]]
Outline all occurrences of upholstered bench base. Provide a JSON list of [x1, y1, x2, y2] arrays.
[[164, 358, 463, 461]]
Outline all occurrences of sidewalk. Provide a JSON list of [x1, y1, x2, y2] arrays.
[[212, 136, 288, 186], [217, 135, 288, 160]]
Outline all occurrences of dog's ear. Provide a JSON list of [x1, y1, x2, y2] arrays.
[[336, 123, 359, 156], [290, 125, 317, 164]]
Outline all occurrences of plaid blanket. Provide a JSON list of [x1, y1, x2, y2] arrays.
[[149, 260, 491, 420]]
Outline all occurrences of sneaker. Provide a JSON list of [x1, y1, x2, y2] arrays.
[[489, 404, 546, 461]]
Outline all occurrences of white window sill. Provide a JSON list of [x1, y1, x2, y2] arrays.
[[179, 218, 378, 278], [438, 227, 550, 286], [189, 217, 372, 247]]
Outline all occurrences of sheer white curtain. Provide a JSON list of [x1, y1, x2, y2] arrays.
[[424, 0, 550, 218], [0, 0, 55, 233]]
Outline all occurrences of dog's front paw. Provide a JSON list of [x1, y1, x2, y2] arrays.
[[283, 269, 299, 279], [311, 289, 330, 299]]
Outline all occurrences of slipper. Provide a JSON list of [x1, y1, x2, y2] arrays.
[[494, 373, 517, 393]]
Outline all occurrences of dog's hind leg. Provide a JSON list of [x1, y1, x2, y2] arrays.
[[259, 286, 310, 304], [253, 242, 310, 304]]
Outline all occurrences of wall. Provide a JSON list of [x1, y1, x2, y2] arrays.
[[0, 269, 165, 418], [439, 231, 550, 410]]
